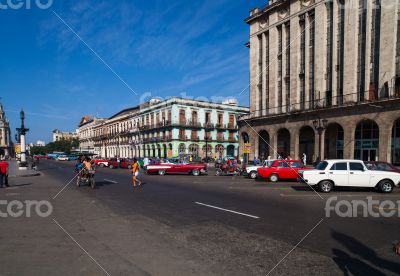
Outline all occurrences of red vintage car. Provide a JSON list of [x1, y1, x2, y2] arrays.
[[92, 158, 109, 167], [107, 158, 134, 169], [257, 160, 309, 182], [146, 160, 207, 176]]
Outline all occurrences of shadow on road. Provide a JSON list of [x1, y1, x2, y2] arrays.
[[332, 230, 400, 275]]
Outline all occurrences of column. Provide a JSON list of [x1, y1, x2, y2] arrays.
[[343, 123, 356, 159], [378, 123, 392, 162]]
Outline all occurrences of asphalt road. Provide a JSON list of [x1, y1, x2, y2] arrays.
[[2, 159, 400, 275]]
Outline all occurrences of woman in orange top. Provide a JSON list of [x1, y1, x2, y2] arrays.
[[131, 158, 141, 188]]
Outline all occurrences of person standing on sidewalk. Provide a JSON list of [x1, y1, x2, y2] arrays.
[[0, 159, 9, 188], [131, 158, 142, 188]]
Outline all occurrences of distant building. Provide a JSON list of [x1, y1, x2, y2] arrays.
[[36, 140, 46, 147], [0, 103, 13, 156], [77, 115, 106, 155], [88, 97, 249, 158], [52, 129, 78, 142]]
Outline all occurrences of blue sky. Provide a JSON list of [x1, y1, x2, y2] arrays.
[[0, 0, 266, 143]]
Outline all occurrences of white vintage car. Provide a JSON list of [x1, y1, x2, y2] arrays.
[[302, 159, 400, 193], [245, 160, 276, 179]]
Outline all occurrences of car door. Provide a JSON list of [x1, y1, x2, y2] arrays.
[[276, 161, 290, 178], [289, 162, 303, 179], [348, 162, 371, 187], [328, 162, 349, 186]]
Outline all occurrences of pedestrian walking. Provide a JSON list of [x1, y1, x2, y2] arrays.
[[131, 158, 142, 188], [302, 153, 307, 165], [143, 156, 149, 170], [0, 159, 9, 188]]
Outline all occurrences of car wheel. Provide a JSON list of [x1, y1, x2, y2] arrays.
[[192, 169, 200, 176], [109, 165, 114, 169], [127, 165, 132, 169], [269, 174, 279, 182], [319, 180, 333, 193], [158, 170, 166, 176], [99, 163, 104, 168], [378, 180, 394, 193], [249, 171, 258, 179], [215, 169, 222, 176]]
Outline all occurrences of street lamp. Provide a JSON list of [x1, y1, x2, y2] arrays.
[[313, 118, 328, 162], [15, 109, 30, 168]]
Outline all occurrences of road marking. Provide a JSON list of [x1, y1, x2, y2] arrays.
[[194, 202, 259, 219], [103, 179, 118, 184]]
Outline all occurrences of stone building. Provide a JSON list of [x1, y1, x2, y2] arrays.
[[89, 98, 249, 159], [77, 115, 106, 155], [0, 103, 12, 157], [52, 129, 78, 142], [239, 0, 400, 165]]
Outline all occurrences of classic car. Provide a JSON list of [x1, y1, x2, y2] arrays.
[[146, 161, 207, 176], [92, 158, 109, 167], [107, 158, 134, 169], [245, 159, 276, 179], [301, 159, 400, 193], [57, 155, 69, 161], [257, 160, 309, 182]]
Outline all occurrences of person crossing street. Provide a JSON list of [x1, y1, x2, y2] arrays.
[[131, 158, 142, 188]]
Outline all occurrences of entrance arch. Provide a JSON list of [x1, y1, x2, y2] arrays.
[[277, 128, 290, 159], [325, 123, 344, 159], [178, 143, 186, 156], [355, 120, 379, 161], [227, 145, 235, 157], [215, 144, 224, 158], [258, 130, 270, 160], [392, 118, 400, 165], [299, 126, 315, 164], [188, 144, 199, 157]]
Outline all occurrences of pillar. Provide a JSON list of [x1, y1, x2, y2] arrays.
[[343, 123, 356, 159], [378, 122, 392, 162]]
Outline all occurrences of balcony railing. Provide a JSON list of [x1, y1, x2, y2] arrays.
[[240, 86, 400, 120]]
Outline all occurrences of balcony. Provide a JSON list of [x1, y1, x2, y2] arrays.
[[179, 135, 188, 141], [190, 135, 200, 141], [204, 122, 215, 129], [216, 136, 225, 142]]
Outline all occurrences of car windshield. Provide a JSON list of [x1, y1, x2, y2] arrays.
[[315, 161, 329, 170]]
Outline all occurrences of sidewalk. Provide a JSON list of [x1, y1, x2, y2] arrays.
[[8, 159, 40, 178]]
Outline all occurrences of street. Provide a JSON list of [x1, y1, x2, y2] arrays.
[[1, 160, 399, 275]]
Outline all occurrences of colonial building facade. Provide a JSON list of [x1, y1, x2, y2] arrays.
[[85, 98, 249, 159], [78, 115, 106, 155], [239, 0, 400, 165], [0, 103, 12, 157]]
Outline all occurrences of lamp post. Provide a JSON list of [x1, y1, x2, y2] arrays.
[[313, 118, 328, 162], [16, 109, 29, 169]]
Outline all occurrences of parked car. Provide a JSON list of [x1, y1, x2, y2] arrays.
[[245, 159, 276, 179], [146, 160, 207, 176], [364, 161, 400, 173], [57, 155, 69, 161], [257, 160, 309, 182], [107, 158, 134, 169], [301, 159, 400, 193], [68, 155, 78, 161], [92, 158, 109, 167]]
